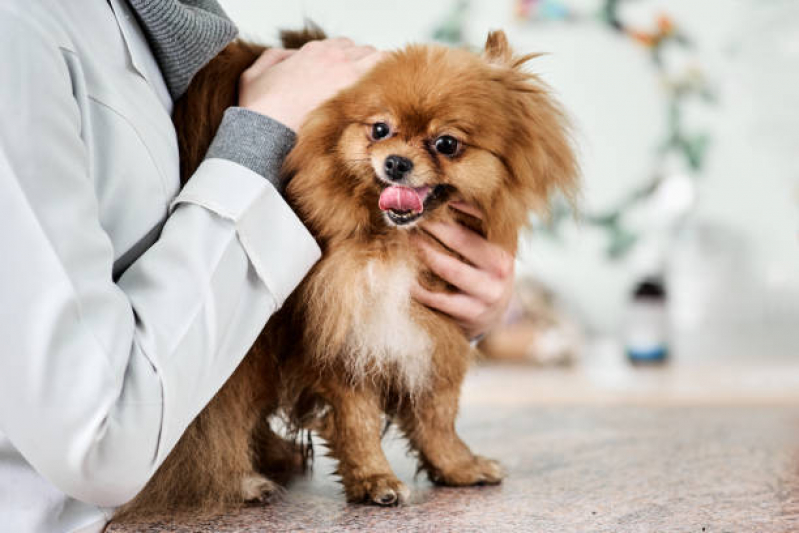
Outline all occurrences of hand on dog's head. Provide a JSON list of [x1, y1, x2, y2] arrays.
[[284, 30, 578, 251]]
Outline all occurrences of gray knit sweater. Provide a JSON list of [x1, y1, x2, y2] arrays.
[[126, 0, 294, 189]]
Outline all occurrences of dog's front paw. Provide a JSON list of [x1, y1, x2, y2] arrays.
[[427, 455, 505, 486], [345, 474, 410, 506]]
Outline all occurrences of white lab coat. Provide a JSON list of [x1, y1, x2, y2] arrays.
[[0, 1, 320, 531]]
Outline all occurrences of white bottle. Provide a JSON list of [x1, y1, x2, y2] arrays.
[[625, 277, 669, 364]]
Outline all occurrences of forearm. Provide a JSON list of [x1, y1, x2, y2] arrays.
[[0, 148, 319, 507]]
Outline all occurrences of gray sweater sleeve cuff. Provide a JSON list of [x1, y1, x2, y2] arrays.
[[205, 107, 296, 190]]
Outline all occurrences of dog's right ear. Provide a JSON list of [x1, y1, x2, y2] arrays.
[[280, 21, 327, 49], [483, 30, 513, 66]]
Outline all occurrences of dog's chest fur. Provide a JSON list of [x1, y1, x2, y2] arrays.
[[339, 258, 432, 393]]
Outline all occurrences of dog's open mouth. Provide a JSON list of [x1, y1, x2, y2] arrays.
[[378, 184, 452, 225]]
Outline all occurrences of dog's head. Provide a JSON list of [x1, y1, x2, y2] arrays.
[[285, 31, 578, 249]]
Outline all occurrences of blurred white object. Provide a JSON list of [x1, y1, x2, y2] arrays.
[[668, 222, 750, 331]]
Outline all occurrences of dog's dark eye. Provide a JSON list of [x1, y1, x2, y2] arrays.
[[371, 122, 391, 140], [434, 135, 459, 156]]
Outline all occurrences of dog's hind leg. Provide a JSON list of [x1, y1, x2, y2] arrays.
[[251, 418, 308, 485], [113, 355, 277, 521]]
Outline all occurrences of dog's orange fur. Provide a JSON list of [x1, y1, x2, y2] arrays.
[[114, 29, 577, 521]]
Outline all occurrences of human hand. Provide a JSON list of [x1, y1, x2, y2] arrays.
[[411, 202, 515, 340], [239, 39, 385, 131]]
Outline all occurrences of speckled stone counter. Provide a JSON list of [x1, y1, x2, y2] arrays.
[[109, 398, 799, 532]]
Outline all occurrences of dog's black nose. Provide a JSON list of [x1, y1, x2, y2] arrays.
[[384, 155, 413, 181]]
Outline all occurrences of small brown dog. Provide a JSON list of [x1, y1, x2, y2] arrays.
[[115, 28, 577, 520]]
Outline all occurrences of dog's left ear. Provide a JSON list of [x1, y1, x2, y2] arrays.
[[501, 69, 580, 215], [483, 30, 513, 66]]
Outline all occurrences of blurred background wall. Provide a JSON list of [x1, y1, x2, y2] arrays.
[[218, 0, 799, 359]]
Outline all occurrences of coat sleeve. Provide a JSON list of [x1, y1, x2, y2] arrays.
[[0, 8, 319, 507]]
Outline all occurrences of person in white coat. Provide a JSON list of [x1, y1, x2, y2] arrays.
[[0, 1, 516, 531]]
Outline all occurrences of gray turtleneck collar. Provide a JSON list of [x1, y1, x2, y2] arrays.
[[125, 0, 238, 99]]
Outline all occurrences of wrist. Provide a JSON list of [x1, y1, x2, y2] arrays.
[[205, 107, 297, 189], [242, 99, 301, 132]]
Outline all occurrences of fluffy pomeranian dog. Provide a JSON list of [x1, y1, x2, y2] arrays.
[[115, 28, 577, 521]]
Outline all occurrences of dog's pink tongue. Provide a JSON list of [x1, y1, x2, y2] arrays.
[[378, 186, 429, 214]]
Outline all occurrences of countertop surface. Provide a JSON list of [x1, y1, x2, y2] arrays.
[[109, 358, 799, 533]]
